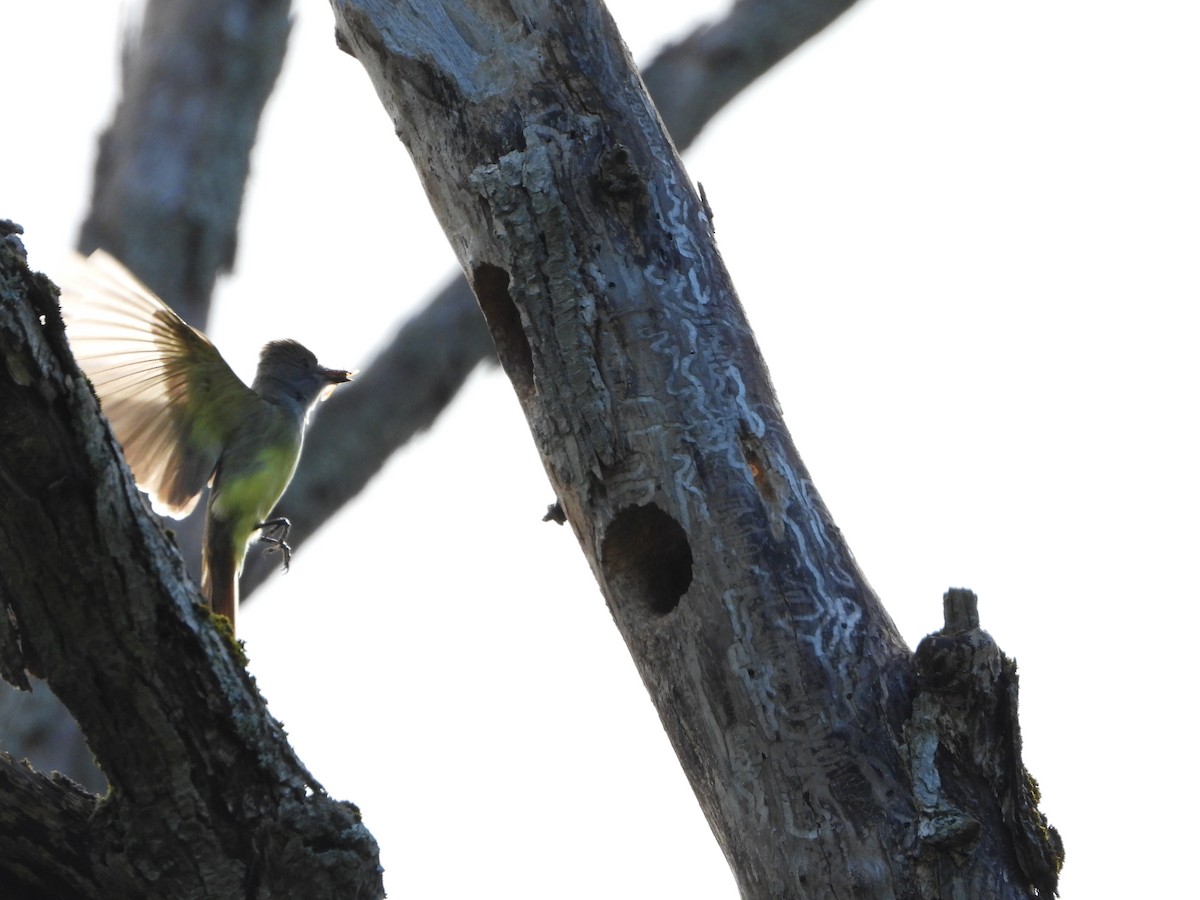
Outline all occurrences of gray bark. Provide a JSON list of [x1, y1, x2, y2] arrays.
[[242, 0, 861, 595], [329, 1, 1060, 896]]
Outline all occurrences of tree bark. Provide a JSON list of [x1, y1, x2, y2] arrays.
[[0, 229, 383, 899], [241, 0, 863, 596], [329, 1, 1059, 897]]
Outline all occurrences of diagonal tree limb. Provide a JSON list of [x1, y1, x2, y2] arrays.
[[326, 0, 1059, 894], [240, 0, 862, 595], [642, 0, 861, 150]]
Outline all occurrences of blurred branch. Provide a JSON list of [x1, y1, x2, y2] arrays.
[[239, 274, 492, 591], [241, 0, 862, 594], [643, 0, 860, 149], [78, 0, 292, 327]]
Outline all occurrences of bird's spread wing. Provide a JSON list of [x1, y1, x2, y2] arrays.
[[58, 250, 256, 518]]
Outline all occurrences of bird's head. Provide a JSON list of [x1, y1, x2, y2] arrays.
[[254, 339, 353, 408]]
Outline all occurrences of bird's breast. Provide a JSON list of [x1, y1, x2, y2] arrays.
[[208, 412, 304, 549]]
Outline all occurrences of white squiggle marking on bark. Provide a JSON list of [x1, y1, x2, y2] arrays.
[[669, 453, 701, 531], [724, 364, 765, 437]]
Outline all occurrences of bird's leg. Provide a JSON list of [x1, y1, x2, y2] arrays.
[[256, 517, 292, 572]]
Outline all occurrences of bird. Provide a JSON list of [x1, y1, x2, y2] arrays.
[[57, 250, 352, 634]]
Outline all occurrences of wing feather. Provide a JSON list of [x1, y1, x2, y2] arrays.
[[58, 251, 254, 518]]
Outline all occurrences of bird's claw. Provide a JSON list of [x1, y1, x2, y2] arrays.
[[260, 535, 292, 572], [256, 517, 292, 572]]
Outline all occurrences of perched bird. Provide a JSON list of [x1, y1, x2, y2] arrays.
[[58, 251, 352, 633]]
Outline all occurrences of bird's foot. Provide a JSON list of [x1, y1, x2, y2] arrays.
[[257, 517, 292, 572]]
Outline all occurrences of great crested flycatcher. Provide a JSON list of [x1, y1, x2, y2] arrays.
[[58, 250, 352, 633]]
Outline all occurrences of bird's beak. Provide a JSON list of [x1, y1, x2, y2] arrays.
[[318, 367, 354, 400]]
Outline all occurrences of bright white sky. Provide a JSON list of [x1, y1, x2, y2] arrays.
[[6, 1, 1199, 896]]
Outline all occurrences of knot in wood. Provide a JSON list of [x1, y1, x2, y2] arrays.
[[596, 143, 643, 199]]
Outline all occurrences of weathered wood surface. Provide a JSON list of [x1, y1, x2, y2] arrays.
[[331, 1, 1059, 896]]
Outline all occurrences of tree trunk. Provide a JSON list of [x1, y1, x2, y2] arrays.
[[241, 0, 864, 596], [330, 2, 1060, 897]]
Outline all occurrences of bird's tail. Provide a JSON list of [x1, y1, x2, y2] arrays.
[[202, 513, 240, 634]]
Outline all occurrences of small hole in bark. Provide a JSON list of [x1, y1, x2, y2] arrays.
[[601, 504, 693, 616], [472, 263, 533, 397]]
